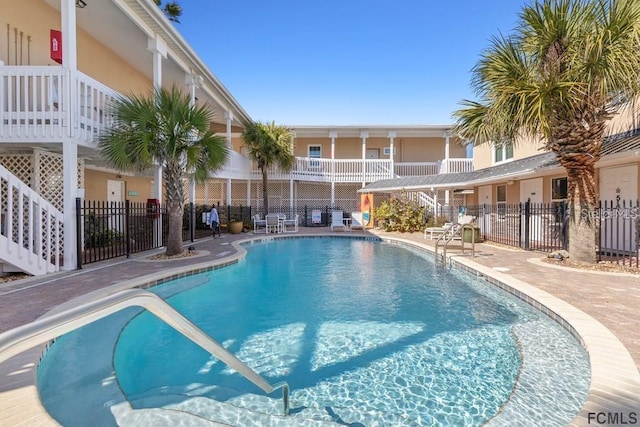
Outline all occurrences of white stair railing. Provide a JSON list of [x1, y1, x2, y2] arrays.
[[0, 163, 63, 275], [0, 289, 290, 415]]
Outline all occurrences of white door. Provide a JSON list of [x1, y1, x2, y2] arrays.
[[107, 180, 125, 232], [107, 179, 125, 203], [520, 178, 543, 204], [478, 185, 492, 205], [519, 178, 543, 242], [366, 148, 379, 159], [477, 185, 492, 234], [599, 164, 638, 253]]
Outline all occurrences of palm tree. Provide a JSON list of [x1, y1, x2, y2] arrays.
[[154, 0, 182, 23], [452, 0, 640, 262], [241, 121, 295, 214], [98, 85, 228, 256]]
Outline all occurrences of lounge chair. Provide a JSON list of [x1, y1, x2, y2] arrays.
[[282, 214, 299, 233], [424, 215, 476, 240], [265, 213, 282, 234], [253, 214, 267, 233], [351, 212, 365, 231], [424, 222, 454, 239], [330, 210, 346, 231]]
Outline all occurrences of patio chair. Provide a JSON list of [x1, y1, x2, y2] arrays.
[[253, 214, 267, 233], [331, 210, 346, 231], [424, 222, 454, 239], [351, 212, 365, 231], [265, 213, 282, 234], [282, 214, 299, 233]]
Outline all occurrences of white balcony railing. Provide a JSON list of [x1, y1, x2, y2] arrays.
[[0, 66, 119, 145], [440, 158, 474, 174], [394, 162, 441, 177], [247, 158, 395, 183]]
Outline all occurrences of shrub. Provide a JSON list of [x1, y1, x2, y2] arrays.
[[374, 198, 428, 233]]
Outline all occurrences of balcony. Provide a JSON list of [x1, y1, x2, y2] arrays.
[[217, 153, 473, 184], [0, 66, 119, 145]]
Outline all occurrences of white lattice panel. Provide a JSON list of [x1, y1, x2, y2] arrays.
[[334, 183, 361, 212], [0, 154, 32, 186]]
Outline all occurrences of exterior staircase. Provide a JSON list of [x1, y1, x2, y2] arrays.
[[0, 164, 63, 276]]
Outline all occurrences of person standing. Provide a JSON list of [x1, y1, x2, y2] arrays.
[[208, 204, 220, 238]]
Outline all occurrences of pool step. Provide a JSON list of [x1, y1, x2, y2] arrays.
[[126, 392, 417, 426], [120, 394, 341, 426]]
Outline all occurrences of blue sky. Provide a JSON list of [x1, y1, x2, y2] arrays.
[[176, 1, 526, 126]]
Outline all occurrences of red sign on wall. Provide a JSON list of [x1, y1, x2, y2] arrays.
[[50, 30, 62, 64]]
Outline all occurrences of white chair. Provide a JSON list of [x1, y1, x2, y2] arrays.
[[331, 210, 346, 231], [253, 214, 267, 233], [351, 212, 365, 231], [282, 214, 299, 233], [265, 213, 282, 234]]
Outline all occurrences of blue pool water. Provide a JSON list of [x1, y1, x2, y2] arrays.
[[38, 237, 590, 426]]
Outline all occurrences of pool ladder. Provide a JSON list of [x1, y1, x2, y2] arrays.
[[434, 223, 476, 261], [0, 288, 291, 416]]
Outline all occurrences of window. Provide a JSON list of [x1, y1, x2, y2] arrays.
[[308, 145, 321, 168], [496, 184, 507, 217], [551, 177, 568, 223], [383, 147, 396, 156], [494, 141, 514, 163]]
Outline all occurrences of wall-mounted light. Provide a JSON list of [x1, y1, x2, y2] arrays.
[[76, 0, 87, 8], [506, 180, 515, 186]]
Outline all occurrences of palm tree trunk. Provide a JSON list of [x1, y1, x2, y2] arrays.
[[262, 169, 269, 214], [164, 163, 185, 256], [567, 165, 598, 263]]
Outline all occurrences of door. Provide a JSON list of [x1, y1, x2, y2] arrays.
[[366, 149, 379, 159], [520, 178, 543, 242], [477, 185, 492, 234], [599, 164, 638, 253], [520, 178, 542, 204], [107, 180, 125, 232]]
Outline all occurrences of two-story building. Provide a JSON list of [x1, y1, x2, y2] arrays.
[[1, 0, 472, 275]]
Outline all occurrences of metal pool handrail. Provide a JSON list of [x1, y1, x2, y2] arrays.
[[0, 288, 291, 416]]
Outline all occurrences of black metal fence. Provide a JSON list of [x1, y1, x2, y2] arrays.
[[598, 199, 640, 267], [76, 200, 347, 267], [77, 198, 640, 268], [465, 201, 569, 253]]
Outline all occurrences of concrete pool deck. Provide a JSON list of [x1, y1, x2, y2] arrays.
[[0, 227, 638, 426]]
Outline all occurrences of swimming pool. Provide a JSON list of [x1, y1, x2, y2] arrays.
[[37, 237, 589, 426]]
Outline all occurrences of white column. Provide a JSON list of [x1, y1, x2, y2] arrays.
[[444, 131, 451, 205], [61, 0, 77, 270], [61, 0, 77, 70], [246, 181, 251, 206], [443, 130, 451, 171], [148, 36, 167, 203], [225, 111, 234, 148], [360, 130, 368, 187], [225, 111, 233, 207], [388, 131, 396, 178], [62, 141, 77, 270], [330, 130, 337, 207], [289, 179, 294, 215], [185, 74, 202, 107]]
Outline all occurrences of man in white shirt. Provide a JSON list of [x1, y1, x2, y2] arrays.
[[208, 204, 220, 238]]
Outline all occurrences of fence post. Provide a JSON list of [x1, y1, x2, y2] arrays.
[[75, 197, 82, 270], [561, 200, 569, 250], [524, 199, 531, 251], [125, 200, 131, 258], [189, 202, 195, 242]]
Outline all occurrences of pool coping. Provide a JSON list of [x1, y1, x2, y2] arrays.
[[2, 233, 639, 426]]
